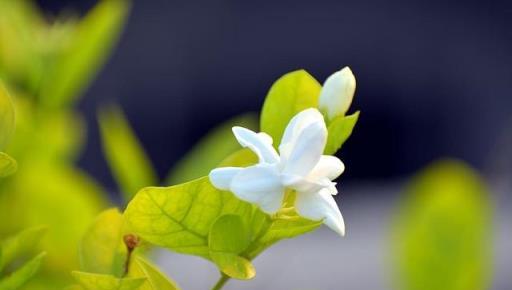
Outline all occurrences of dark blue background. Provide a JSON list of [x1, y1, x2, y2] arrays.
[[37, 0, 512, 191]]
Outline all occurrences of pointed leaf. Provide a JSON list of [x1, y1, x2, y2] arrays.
[[209, 215, 254, 279], [79, 208, 127, 277], [260, 70, 321, 146], [128, 256, 180, 290], [0, 152, 17, 178], [40, 0, 129, 107], [72, 272, 145, 290], [98, 105, 157, 202], [393, 160, 492, 290], [0, 252, 46, 290], [324, 111, 359, 155], [166, 113, 258, 185], [0, 226, 47, 272]]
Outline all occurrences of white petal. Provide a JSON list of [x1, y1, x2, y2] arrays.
[[282, 174, 332, 194], [258, 132, 274, 145], [209, 167, 242, 190], [280, 108, 324, 157], [281, 120, 327, 178], [318, 67, 356, 120], [232, 126, 279, 164], [230, 164, 284, 213], [309, 155, 345, 181], [295, 189, 345, 236]]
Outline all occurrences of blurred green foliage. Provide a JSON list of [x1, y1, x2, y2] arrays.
[[165, 113, 258, 185], [392, 159, 492, 290], [0, 227, 47, 289], [98, 106, 158, 202], [0, 0, 130, 289]]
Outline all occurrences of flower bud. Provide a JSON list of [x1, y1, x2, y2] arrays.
[[318, 67, 356, 120]]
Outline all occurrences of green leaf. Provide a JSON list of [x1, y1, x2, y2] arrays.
[[0, 252, 46, 290], [165, 113, 258, 185], [98, 105, 157, 202], [123, 177, 265, 260], [72, 271, 146, 290], [209, 215, 251, 254], [260, 70, 321, 146], [208, 215, 254, 279], [124, 177, 323, 278], [128, 256, 181, 290], [393, 159, 492, 290], [218, 148, 258, 168], [39, 0, 129, 108], [0, 82, 15, 149], [0, 152, 17, 178], [79, 208, 127, 277], [324, 111, 359, 155], [209, 253, 255, 280], [0, 163, 107, 270], [0, 226, 47, 272]]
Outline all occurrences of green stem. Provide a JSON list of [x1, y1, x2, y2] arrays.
[[211, 273, 230, 290]]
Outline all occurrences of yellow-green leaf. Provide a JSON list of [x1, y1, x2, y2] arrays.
[[123, 177, 264, 260], [39, 0, 129, 108], [128, 256, 180, 290], [72, 271, 145, 290], [0, 82, 15, 149], [324, 111, 359, 155], [218, 148, 258, 168], [0, 252, 46, 290], [166, 113, 258, 185], [393, 159, 492, 290], [98, 105, 157, 202], [260, 70, 321, 146], [209, 253, 255, 280], [0, 226, 47, 272], [79, 208, 127, 277], [0, 152, 17, 178], [209, 215, 254, 279]]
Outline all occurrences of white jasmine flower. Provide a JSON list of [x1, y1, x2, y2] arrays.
[[318, 67, 356, 120], [209, 108, 345, 236]]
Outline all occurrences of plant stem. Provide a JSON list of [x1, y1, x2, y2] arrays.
[[211, 273, 230, 290]]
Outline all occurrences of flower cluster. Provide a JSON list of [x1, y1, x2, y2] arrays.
[[209, 67, 356, 236]]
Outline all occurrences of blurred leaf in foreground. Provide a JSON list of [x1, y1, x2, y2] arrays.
[[0, 226, 48, 290], [98, 105, 157, 202], [0, 226, 47, 272], [392, 159, 492, 290], [165, 113, 258, 185], [0, 252, 46, 290], [0, 82, 15, 149], [39, 0, 130, 108]]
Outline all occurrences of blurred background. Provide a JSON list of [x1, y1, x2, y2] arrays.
[[37, 0, 512, 187], [1, 0, 511, 289]]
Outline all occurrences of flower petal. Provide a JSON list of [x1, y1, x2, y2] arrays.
[[232, 126, 279, 164], [282, 174, 332, 194], [209, 167, 242, 190], [309, 155, 345, 181], [318, 67, 356, 120], [295, 189, 345, 236], [281, 119, 327, 178], [230, 164, 284, 213], [280, 108, 324, 157]]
